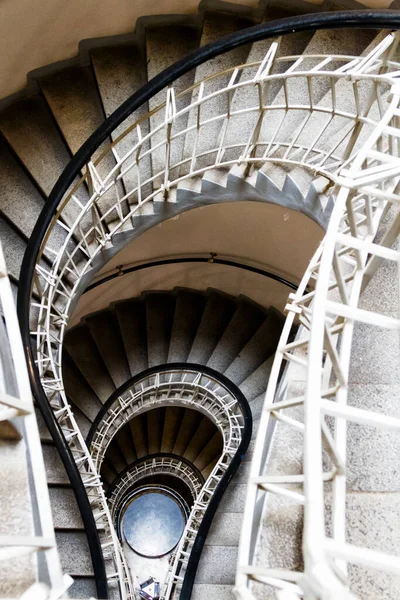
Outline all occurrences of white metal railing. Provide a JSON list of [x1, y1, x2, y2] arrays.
[[235, 63, 400, 600], [22, 27, 400, 600], [89, 368, 245, 599], [90, 369, 243, 470], [0, 241, 70, 599], [108, 455, 204, 520]]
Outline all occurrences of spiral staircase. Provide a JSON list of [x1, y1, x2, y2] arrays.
[[1, 1, 400, 600]]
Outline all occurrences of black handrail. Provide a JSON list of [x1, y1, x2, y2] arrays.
[[86, 363, 252, 600], [16, 11, 400, 600], [31, 373, 109, 598], [84, 256, 298, 294]]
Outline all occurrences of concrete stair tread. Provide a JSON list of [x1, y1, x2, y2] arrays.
[[55, 531, 94, 576], [49, 487, 84, 529], [194, 545, 238, 585], [161, 406, 185, 453], [39, 66, 107, 156], [0, 95, 72, 196], [147, 25, 199, 184], [67, 576, 97, 599], [64, 324, 115, 402], [191, 583, 235, 600], [85, 310, 131, 389], [205, 512, 242, 546], [168, 288, 206, 363], [145, 292, 175, 368], [115, 298, 148, 377], [207, 296, 266, 373], [188, 289, 237, 364], [91, 43, 151, 213], [42, 444, 70, 485], [63, 352, 103, 422], [224, 309, 283, 385]]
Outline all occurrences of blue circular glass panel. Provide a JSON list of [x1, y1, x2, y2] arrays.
[[122, 491, 186, 557]]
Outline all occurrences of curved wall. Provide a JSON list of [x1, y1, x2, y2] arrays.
[[0, 0, 390, 101]]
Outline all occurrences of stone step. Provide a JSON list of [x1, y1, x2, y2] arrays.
[[42, 444, 70, 486], [64, 324, 115, 403], [146, 25, 199, 186], [115, 298, 148, 377], [224, 310, 283, 385], [188, 290, 236, 365], [205, 512, 242, 546], [207, 296, 266, 374], [85, 310, 131, 389], [168, 289, 206, 363], [68, 576, 98, 599], [49, 487, 83, 530], [194, 545, 238, 585], [184, 416, 219, 463], [145, 292, 176, 368], [55, 531, 94, 577]]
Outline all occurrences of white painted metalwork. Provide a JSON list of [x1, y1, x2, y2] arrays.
[[108, 455, 204, 519], [90, 369, 242, 470], [235, 45, 400, 600], [0, 240, 70, 599], [90, 368, 245, 600], [22, 27, 400, 600]]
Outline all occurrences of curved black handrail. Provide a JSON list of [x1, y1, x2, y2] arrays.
[[106, 452, 205, 500], [16, 11, 400, 600], [85, 362, 252, 600], [84, 256, 298, 294], [32, 375, 109, 598]]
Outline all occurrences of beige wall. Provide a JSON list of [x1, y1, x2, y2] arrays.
[[70, 201, 323, 326], [0, 0, 393, 102]]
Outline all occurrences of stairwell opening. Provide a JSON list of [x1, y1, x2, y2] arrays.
[[83, 363, 251, 597]]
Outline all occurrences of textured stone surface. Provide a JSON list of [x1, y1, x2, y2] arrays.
[[35, 406, 52, 442], [188, 291, 236, 364], [217, 483, 248, 514], [255, 493, 304, 572], [195, 545, 238, 584], [344, 493, 400, 599], [115, 298, 148, 377], [49, 487, 83, 529], [147, 26, 199, 184], [168, 289, 206, 363], [208, 298, 265, 373], [68, 576, 97, 599], [225, 312, 282, 385], [85, 311, 131, 389], [206, 512, 242, 546], [145, 293, 175, 368], [63, 352, 103, 422], [42, 444, 69, 485], [0, 95, 71, 195], [64, 324, 115, 403], [349, 324, 400, 385], [0, 440, 35, 596], [347, 384, 400, 492], [192, 584, 235, 600], [56, 531, 93, 576]]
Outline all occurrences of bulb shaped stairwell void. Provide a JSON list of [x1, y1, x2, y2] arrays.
[[4, 3, 400, 600], [49, 289, 283, 598]]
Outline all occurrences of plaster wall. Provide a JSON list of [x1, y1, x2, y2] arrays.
[[70, 201, 322, 326], [0, 0, 392, 101]]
